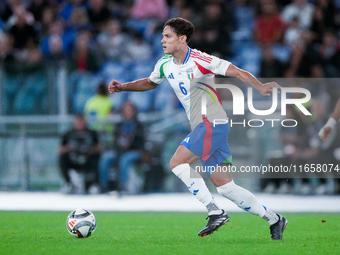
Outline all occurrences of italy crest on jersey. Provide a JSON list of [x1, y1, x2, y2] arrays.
[[186, 67, 194, 79]]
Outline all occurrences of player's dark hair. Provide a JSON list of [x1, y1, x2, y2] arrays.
[[164, 17, 195, 43]]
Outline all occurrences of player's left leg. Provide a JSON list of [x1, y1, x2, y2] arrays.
[[210, 167, 277, 222], [208, 160, 288, 240]]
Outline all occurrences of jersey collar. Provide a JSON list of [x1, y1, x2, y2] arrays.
[[173, 47, 191, 65]]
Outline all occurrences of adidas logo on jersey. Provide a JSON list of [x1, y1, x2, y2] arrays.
[[193, 189, 199, 195], [168, 73, 174, 79]]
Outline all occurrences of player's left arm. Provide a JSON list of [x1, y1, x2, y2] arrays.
[[225, 64, 281, 97]]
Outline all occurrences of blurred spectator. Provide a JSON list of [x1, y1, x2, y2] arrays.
[[128, 0, 169, 35], [46, 33, 66, 60], [16, 45, 43, 63], [254, 1, 286, 45], [27, 0, 51, 23], [259, 44, 285, 77], [262, 104, 307, 194], [59, 114, 101, 194], [2, 43, 47, 115], [284, 16, 302, 47], [7, 2, 37, 51], [199, 3, 232, 58], [5, 1, 35, 28], [70, 29, 99, 73], [284, 30, 323, 78], [84, 81, 113, 131], [84, 81, 114, 191], [141, 139, 165, 193], [316, 31, 340, 77], [30, 46, 43, 62], [293, 99, 336, 195], [40, 20, 73, 59], [232, 0, 255, 41], [131, 0, 169, 21], [6, 0, 35, 28], [276, 0, 292, 9], [59, 0, 87, 21], [318, 98, 340, 194], [99, 101, 145, 193], [108, 0, 130, 20], [87, 0, 111, 34], [281, 0, 314, 30], [0, 0, 17, 24], [122, 31, 153, 63], [64, 6, 92, 39], [310, 0, 339, 43], [189, 28, 205, 51], [178, 3, 201, 27], [38, 6, 57, 39], [0, 33, 14, 62], [96, 18, 128, 62], [319, 98, 340, 141], [169, 0, 186, 18]]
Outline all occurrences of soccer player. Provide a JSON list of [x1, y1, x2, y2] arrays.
[[108, 17, 288, 240], [319, 98, 340, 141]]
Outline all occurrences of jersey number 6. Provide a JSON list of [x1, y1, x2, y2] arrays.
[[179, 82, 187, 95]]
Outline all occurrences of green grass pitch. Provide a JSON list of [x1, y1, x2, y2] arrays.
[[1, 211, 339, 255]]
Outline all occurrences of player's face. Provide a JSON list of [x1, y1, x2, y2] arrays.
[[161, 26, 185, 55]]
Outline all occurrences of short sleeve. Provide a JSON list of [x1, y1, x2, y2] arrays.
[[149, 55, 172, 84], [192, 50, 231, 76], [210, 57, 231, 76]]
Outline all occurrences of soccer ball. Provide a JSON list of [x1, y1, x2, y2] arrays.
[[66, 208, 96, 238]]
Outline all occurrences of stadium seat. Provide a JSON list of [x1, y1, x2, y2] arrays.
[[271, 45, 291, 63], [153, 80, 176, 112], [101, 61, 132, 84], [71, 73, 104, 113], [151, 33, 165, 59], [8, 71, 48, 115], [236, 43, 261, 77], [127, 90, 155, 112], [130, 61, 154, 80], [3, 74, 20, 114], [125, 18, 149, 34], [233, 5, 255, 42], [110, 92, 128, 112]]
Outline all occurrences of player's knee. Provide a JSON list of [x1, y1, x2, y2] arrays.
[[210, 177, 233, 187], [169, 156, 178, 170], [170, 156, 187, 170]]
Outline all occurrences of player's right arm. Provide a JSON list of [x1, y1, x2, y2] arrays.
[[319, 98, 340, 141], [108, 78, 158, 94], [108, 56, 169, 94]]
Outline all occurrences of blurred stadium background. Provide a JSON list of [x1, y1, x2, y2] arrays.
[[1, 0, 340, 208]]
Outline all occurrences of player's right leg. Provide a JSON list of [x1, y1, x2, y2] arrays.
[[201, 129, 289, 240], [170, 144, 223, 216], [209, 160, 288, 240]]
